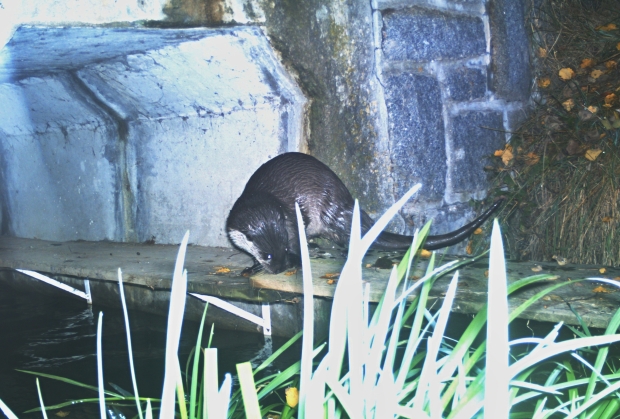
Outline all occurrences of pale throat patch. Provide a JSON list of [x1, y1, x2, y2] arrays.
[[228, 229, 264, 263]]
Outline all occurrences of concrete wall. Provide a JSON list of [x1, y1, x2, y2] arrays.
[[0, 26, 306, 246]]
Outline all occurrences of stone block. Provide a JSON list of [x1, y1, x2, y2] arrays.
[[0, 27, 306, 246], [382, 7, 486, 62], [444, 66, 487, 101], [384, 72, 446, 202], [0, 75, 121, 241], [489, 0, 531, 101], [448, 110, 505, 196]]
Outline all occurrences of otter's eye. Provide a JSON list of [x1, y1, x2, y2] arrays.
[[266, 254, 272, 260]]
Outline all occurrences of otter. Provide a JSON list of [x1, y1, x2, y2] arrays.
[[227, 152, 502, 274]]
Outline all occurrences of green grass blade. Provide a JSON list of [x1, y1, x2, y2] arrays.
[[190, 302, 209, 419], [253, 331, 302, 375], [16, 370, 122, 397], [237, 362, 261, 419], [176, 361, 188, 419]]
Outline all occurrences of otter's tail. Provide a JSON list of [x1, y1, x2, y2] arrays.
[[371, 198, 504, 250]]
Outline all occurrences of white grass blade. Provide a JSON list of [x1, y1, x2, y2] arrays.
[[204, 348, 219, 418], [36, 378, 48, 419], [97, 311, 105, 419], [218, 374, 232, 416], [510, 334, 620, 377], [413, 271, 459, 412], [117, 268, 143, 419], [344, 202, 365, 407], [484, 219, 510, 419], [563, 378, 620, 419], [295, 202, 315, 419], [360, 183, 421, 254], [237, 362, 261, 419], [510, 381, 562, 395], [0, 398, 18, 419], [160, 231, 190, 419], [145, 399, 153, 419]]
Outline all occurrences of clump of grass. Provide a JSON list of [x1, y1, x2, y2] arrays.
[[3, 183, 620, 418], [486, 0, 620, 264]]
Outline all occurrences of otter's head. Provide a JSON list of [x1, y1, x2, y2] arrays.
[[226, 194, 291, 274]]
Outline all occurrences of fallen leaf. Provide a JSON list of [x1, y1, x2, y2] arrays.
[[538, 47, 547, 57], [588, 105, 599, 113], [466, 241, 473, 255], [604, 93, 617, 107], [55, 412, 70, 418], [285, 387, 299, 408], [602, 216, 613, 223], [501, 146, 514, 165], [602, 119, 613, 130], [600, 268, 607, 274], [284, 269, 297, 276], [562, 98, 575, 111], [593, 285, 613, 293], [320, 272, 340, 279], [591, 69, 604, 79], [585, 149, 602, 161], [524, 152, 540, 165], [214, 267, 231, 274], [552, 255, 568, 265], [614, 277, 620, 281], [597, 23, 618, 31], [585, 148, 603, 160], [531, 265, 543, 272], [484, 270, 489, 277], [473, 227, 483, 235], [327, 279, 336, 285], [559, 68, 575, 80], [365, 263, 372, 268], [605, 61, 617, 69], [617, 42, 620, 51], [419, 249, 432, 258], [537, 77, 551, 88], [580, 58, 594, 68]]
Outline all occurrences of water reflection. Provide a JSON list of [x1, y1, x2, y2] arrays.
[[0, 288, 296, 418]]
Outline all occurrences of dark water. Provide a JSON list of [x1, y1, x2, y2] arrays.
[[0, 288, 297, 418]]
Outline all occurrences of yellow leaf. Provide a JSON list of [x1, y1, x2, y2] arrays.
[[585, 149, 602, 161], [531, 265, 543, 272], [473, 227, 483, 235], [285, 387, 299, 408], [597, 23, 618, 31], [537, 77, 551, 88], [562, 98, 575, 111], [419, 249, 432, 258], [55, 412, 70, 418], [605, 60, 618, 69], [580, 58, 594, 68], [591, 69, 604, 79], [600, 268, 607, 274], [558, 68, 575, 80], [538, 47, 547, 57], [602, 216, 613, 223], [617, 42, 620, 51], [214, 267, 231, 274], [588, 105, 599, 113], [466, 241, 473, 255], [593, 285, 613, 293], [501, 147, 514, 165], [604, 93, 617, 108]]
